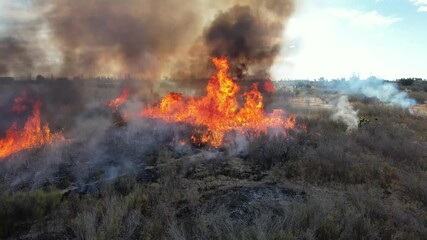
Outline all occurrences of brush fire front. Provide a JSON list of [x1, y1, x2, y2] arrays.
[[0, 100, 64, 159], [0, 57, 301, 160], [143, 57, 299, 147]]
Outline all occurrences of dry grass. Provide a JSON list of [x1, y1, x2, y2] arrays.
[[1, 86, 427, 239]]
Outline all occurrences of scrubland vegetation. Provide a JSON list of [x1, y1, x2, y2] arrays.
[[1, 82, 427, 240]]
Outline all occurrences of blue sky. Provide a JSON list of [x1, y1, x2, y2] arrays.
[[271, 0, 427, 80], [0, 0, 426, 80]]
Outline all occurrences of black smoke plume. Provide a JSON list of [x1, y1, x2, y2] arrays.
[[205, 2, 294, 79], [171, 0, 295, 86]]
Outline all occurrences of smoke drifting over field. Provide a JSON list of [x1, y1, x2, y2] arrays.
[[1, 0, 295, 82], [42, 0, 202, 79], [331, 95, 359, 131], [327, 77, 416, 108]]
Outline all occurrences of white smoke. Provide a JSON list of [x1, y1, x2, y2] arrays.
[[331, 95, 359, 131], [327, 77, 416, 108]]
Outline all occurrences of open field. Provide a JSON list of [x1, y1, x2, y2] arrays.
[[0, 79, 426, 240]]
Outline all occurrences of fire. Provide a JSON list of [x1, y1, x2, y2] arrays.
[[263, 80, 276, 93], [12, 91, 32, 114], [108, 86, 130, 126], [108, 86, 129, 112], [143, 57, 297, 147], [0, 100, 64, 159]]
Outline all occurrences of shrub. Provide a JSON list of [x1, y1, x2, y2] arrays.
[[246, 133, 297, 170], [0, 190, 62, 238], [69, 195, 141, 240], [398, 78, 416, 86]]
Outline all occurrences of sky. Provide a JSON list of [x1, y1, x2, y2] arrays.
[[0, 0, 426, 80], [271, 0, 427, 80]]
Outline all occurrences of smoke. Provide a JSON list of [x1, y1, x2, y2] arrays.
[[0, 37, 33, 75], [204, 1, 294, 79], [326, 77, 416, 108], [40, 0, 205, 79], [1, 0, 296, 85], [0, 0, 205, 78], [331, 95, 358, 131], [0, 115, 198, 191], [172, 0, 296, 84], [0, 0, 50, 76]]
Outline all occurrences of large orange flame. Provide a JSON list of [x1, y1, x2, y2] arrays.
[[0, 101, 64, 159], [143, 57, 297, 147]]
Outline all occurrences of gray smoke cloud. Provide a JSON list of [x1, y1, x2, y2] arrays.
[[41, 0, 203, 79], [0, 0, 296, 84], [331, 95, 359, 131], [325, 77, 416, 108], [0, 37, 33, 75]]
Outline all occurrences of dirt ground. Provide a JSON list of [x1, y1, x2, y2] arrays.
[[409, 104, 427, 117]]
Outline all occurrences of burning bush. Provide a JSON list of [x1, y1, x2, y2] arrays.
[[143, 57, 300, 147], [0, 100, 64, 160]]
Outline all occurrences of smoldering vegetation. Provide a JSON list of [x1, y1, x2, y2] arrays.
[[330, 95, 359, 131], [0, 118, 192, 191], [0, 80, 426, 239]]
